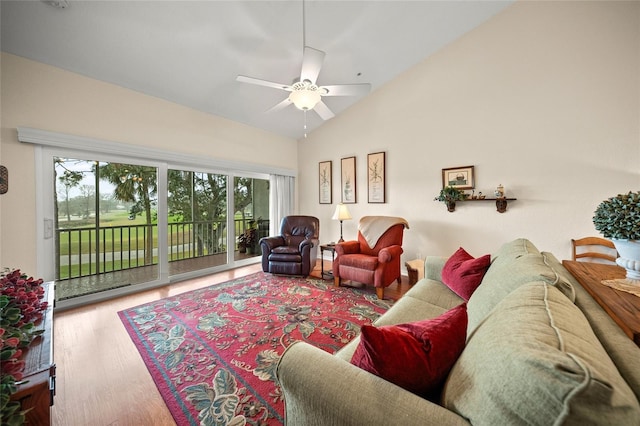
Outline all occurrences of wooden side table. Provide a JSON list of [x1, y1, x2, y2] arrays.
[[405, 259, 424, 285], [562, 260, 640, 347], [320, 244, 336, 280]]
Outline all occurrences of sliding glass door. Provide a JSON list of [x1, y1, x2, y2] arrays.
[[54, 157, 160, 301], [233, 176, 270, 261], [22, 122, 293, 310], [47, 152, 273, 308], [167, 168, 228, 276]]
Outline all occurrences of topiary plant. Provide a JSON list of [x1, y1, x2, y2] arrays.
[[593, 191, 640, 240]]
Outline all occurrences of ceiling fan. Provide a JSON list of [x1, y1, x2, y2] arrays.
[[236, 46, 371, 121]]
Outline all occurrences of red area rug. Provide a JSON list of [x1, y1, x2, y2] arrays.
[[118, 272, 392, 425]]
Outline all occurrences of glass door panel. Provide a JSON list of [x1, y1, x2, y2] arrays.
[[54, 158, 159, 301], [234, 177, 270, 261], [167, 169, 227, 276]]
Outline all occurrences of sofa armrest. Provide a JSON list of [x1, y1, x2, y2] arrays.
[[276, 342, 469, 426], [425, 256, 448, 282]]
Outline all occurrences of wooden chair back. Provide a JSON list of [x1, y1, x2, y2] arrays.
[[571, 236, 618, 264]]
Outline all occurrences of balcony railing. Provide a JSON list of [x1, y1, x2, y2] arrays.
[[56, 218, 268, 280]]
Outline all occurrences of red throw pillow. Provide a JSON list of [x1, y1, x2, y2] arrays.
[[350, 304, 467, 398], [441, 247, 491, 301]]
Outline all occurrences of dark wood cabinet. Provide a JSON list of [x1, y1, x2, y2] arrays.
[[10, 281, 55, 425]]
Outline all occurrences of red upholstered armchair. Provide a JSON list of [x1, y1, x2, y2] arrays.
[[333, 216, 409, 299]]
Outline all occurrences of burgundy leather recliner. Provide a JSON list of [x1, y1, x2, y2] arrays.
[[260, 215, 319, 276]]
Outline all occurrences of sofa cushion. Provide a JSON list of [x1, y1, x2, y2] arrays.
[[339, 253, 378, 270], [566, 264, 640, 402], [443, 281, 640, 425], [467, 247, 577, 333], [401, 278, 465, 311], [351, 303, 467, 398], [441, 247, 491, 301], [490, 237, 540, 261], [540, 251, 577, 301], [466, 239, 541, 330]]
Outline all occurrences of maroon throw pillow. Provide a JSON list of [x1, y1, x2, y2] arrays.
[[350, 303, 467, 397], [441, 247, 491, 301]]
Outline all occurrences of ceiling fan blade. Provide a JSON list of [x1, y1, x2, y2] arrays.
[[300, 46, 325, 84], [236, 75, 292, 91], [266, 97, 292, 113], [321, 83, 371, 97], [313, 101, 335, 121]]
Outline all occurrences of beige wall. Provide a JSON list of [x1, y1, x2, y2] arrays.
[[0, 53, 297, 275], [299, 0, 640, 261]]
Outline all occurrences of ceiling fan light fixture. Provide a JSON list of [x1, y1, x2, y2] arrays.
[[289, 88, 321, 111]]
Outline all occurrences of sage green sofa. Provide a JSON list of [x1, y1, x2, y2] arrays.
[[275, 238, 640, 425]]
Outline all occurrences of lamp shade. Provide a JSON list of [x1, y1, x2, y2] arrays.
[[332, 203, 352, 221], [289, 89, 321, 111]]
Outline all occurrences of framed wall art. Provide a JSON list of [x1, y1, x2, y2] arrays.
[[367, 151, 385, 203], [442, 165, 475, 190], [318, 160, 332, 204], [340, 156, 357, 204]]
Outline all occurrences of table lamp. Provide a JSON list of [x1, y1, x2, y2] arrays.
[[332, 203, 352, 243]]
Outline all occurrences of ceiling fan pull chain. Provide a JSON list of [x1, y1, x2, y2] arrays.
[[303, 110, 308, 139]]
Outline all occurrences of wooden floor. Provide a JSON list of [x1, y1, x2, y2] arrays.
[[51, 261, 412, 426]]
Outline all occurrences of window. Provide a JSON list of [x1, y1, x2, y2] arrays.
[[22, 128, 293, 309]]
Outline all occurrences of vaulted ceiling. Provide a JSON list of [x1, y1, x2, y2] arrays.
[[1, 1, 513, 140]]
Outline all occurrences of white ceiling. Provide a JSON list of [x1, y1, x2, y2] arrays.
[[1, 0, 513, 140]]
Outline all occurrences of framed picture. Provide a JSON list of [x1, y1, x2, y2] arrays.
[[367, 152, 385, 203], [318, 161, 332, 204], [341, 156, 357, 204], [442, 165, 475, 190]]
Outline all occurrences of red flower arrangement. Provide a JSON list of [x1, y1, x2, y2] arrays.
[[0, 268, 49, 425]]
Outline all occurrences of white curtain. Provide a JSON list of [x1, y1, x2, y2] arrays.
[[269, 174, 295, 235]]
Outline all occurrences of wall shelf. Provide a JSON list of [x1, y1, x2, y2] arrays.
[[462, 197, 516, 213], [442, 197, 517, 213]]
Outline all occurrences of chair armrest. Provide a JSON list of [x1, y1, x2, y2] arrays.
[[298, 237, 318, 251], [378, 245, 403, 263], [259, 236, 285, 251], [276, 342, 469, 426], [335, 240, 360, 255], [425, 256, 448, 282]]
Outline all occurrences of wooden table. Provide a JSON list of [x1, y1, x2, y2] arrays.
[[320, 244, 336, 280], [404, 259, 424, 285], [562, 260, 640, 347]]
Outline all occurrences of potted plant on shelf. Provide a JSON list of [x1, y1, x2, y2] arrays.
[[593, 191, 640, 282], [435, 186, 468, 212], [0, 268, 49, 426]]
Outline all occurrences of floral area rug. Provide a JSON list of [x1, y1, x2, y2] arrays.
[[118, 272, 392, 426]]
